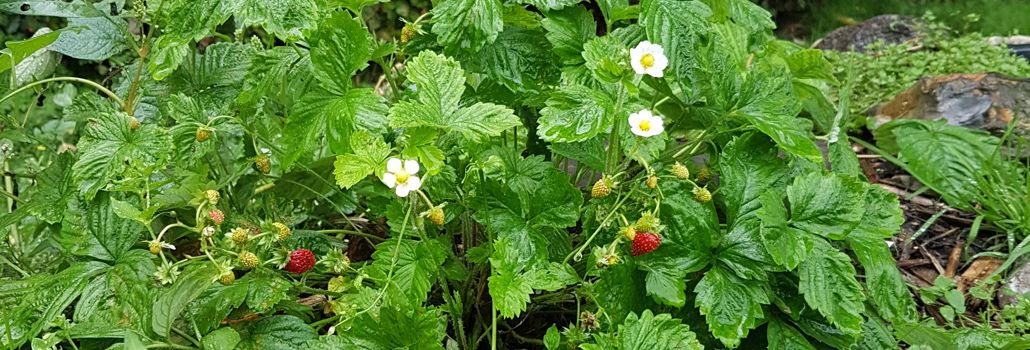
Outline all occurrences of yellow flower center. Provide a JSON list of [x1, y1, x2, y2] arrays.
[[641, 53, 655, 68], [395, 170, 410, 184], [639, 119, 652, 132]]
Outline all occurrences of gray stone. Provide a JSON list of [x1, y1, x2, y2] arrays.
[[813, 15, 920, 52]]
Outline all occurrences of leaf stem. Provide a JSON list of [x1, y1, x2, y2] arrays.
[[316, 229, 385, 241], [0, 77, 124, 107], [563, 190, 635, 264]]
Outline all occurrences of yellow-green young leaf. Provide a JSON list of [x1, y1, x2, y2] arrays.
[[541, 5, 596, 65], [798, 239, 865, 337], [767, 318, 816, 350], [694, 266, 768, 348], [544, 325, 561, 350], [786, 172, 866, 239], [432, 0, 504, 50], [537, 85, 614, 142], [389, 51, 520, 142], [333, 131, 391, 189], [235, 315, 316, 350]]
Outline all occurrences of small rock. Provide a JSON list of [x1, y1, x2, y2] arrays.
[[871, 73, 1030, 134], [1001, 260, 1030, 306], [814, 15, 921, 52], [987, 35, 1030, 46]]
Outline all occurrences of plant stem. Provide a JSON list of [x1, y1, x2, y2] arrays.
[[0, 77, 124, 107], [491, 302, 498, 350], [317, 229, 385, 241], [563, 190, 634, 264]]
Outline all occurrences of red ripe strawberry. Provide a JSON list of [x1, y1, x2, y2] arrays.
[[209, 209, 224, 225], [285, 249, 316, 274], [631, 232, 661, 256]]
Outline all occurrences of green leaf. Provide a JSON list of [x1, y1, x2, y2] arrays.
[[236, 0, 317, 42], [638, 0, 710, 86], [310, 11, 372, 94], [847, 234, 917, 324], [727, 65, 821, 163], [537, 84, 614, 142], [694, 266, 768, 348], [78, 193, 146, 262], [311, 307, 445, 349], [757, 191, 811, 270], [541, 5, 596, 65], [148, 37, 190, 81], [471, 27, 559, 98], [881, 120, 999, 207], [151, 263, 220, 337], [243, 268, 293, 313], [366, 238, 448, 308], [548, 136, 606, 171], [389, 51, 520, 142], [0, 29, 59, 74], [0, 263, 105, 349], [582, 35, 628, 83], [202, 327, 242, 350], [786, 49, 838, 83], [719, 133, 789, 228], [638, 181, 717, 306], [73, 112, 172, 199], [188, 282, 249, 335], [0, 0, 108, 17], [590, 310, 702, 350], [798, 239, 865, 337], [544, 325, 561, 350], [432, 0, 504, 50], [149, 0, 240, 79], [52, 17, 129, 60], [288, 87, 388, 168], [767, 318, 816, 350], [333, 131, 391, 188], [27, 152, 74, 223], [787, 172, 866, 239], [513, 0, 579, 11], [851, 185, 905, 239], [829, 138, 863, 178], [236, 315, 317, 350], [852, 316, 899, 350]]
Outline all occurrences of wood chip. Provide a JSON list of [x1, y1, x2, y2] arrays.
[[957, 257, 1003, 292]]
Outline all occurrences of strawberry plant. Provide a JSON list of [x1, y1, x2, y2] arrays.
[[0, 0, 923, 349]]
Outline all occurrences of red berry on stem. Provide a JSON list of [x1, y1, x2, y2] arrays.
[[209, 209, 224, 225], [631, 232, 661, 256], [286, 249, 316, 274]]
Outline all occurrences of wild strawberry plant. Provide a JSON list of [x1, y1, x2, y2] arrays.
[[0, 0, 919, 349]]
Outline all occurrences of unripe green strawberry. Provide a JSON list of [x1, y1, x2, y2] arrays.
[[645, 175, 658, 189], [195, 127, 212, 142], [205, 190, 220, 205], [634, 213, 660, 233], [400, 25, 416, 44], [328, 276, 347, 293], [209, 209, 225, 226], [580, 311, 600, 331], [692, 186, 712, 203], [219, 272, 235, 285], [591, 176, 613, 199], [619, 226, 637, 241], [238, 251, 259, 269], [671, 162, 690, 180], [273, 222, 291, 241], [427, 206, 445, 226], [697, 165, 712, 183], [230, 227, 249, 244], [149, 241, 162, 255], [254, 154, 271, 174], [129, 117, 141, 131]]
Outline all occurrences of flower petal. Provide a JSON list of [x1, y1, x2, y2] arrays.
[[395, 183, 411, 197], [387, 158, 403, 173], [627, 111, 644, 126], [407, 176, 422, 191], [646, 66, 664, 78], [404, 159, 420, 175], [382, 173, 397, 188]]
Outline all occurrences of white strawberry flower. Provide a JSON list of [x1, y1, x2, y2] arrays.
[[630, 41, 668, 77], [382, 158, 422, 197], [628, 109, 664, 137]]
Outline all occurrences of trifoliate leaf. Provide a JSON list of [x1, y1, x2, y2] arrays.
[[639, 0, 710, 84], [582, 35, 628, 83], [719, 133, 789, 228], [309, 307, 445, 350], [798, 239, 865, 337], [851, 184, 905, 239], [537, 84, 614, 142], [432, 0, 504, 50], [73, 113, 172, 199], [757, 191, 811, 270], [786, 49, 838, 83], [732, 68, 822, 163], [236, 315, 317, 350], [333, 131, 391, 188], [583, 310, 702, 350], [149, 0, 240, 79], [767, 317, 816, 350], [288, 87, 387, 168], [694, 265, 768, 348], [786, 172, 866, 239], [52, 17, 129, 60], [471, 27, 560, 100], [27, 152, 74, 223], [541, 5, 596, 65], [152, 263, 220, 337], [718, 221, 775, 281], [638, 181, 718, 307], [389, 51, 521, 142]]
